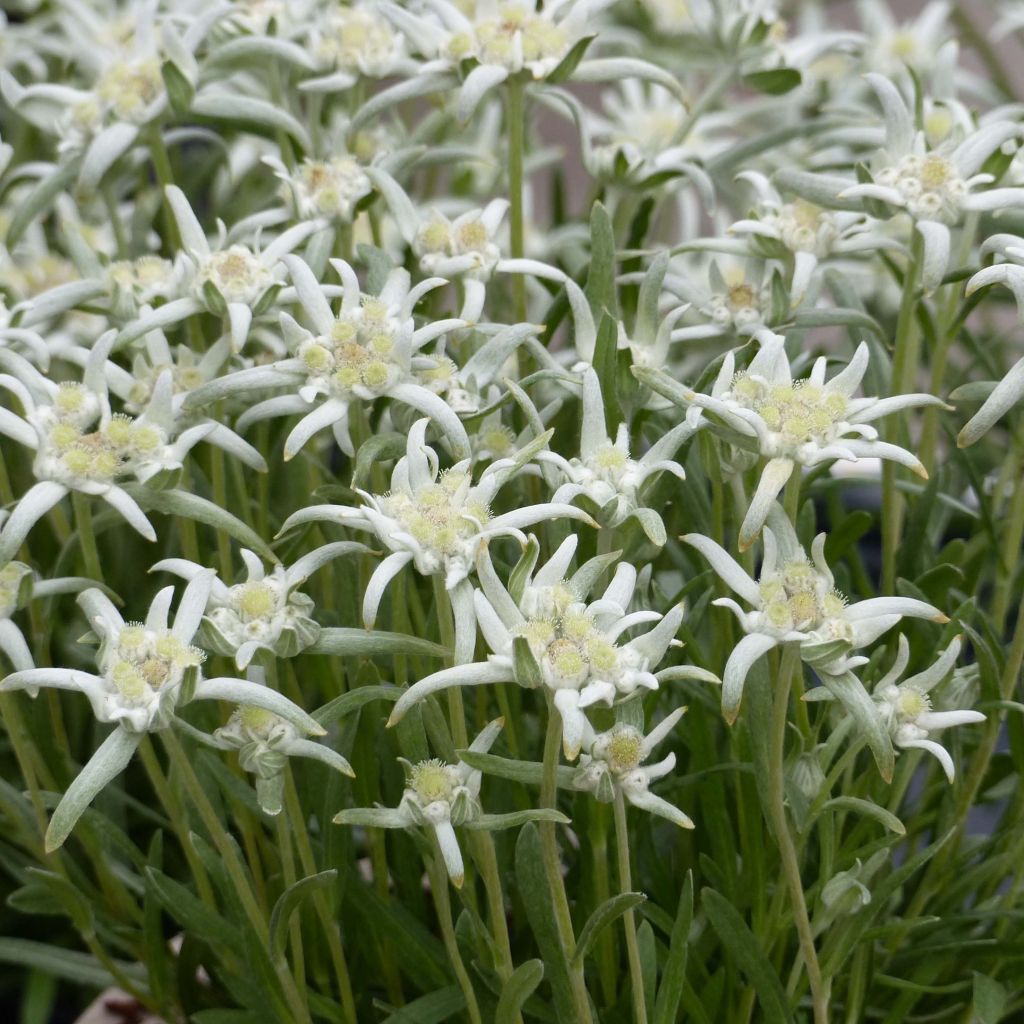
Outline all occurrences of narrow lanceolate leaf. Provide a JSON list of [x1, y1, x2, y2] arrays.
[[585, 201, 618, 318], [464, 809, 571, 831], [45, 729, 142, 852], [653, 871, 694, 1024], [816, 671, 895, 783], [122, 486, 278, 564], [191, 92, 311, 150], [307, 627, 449, 660], [572, 893, 647, 966], [702, 888, 794, 1024], [514, 824, 579, 1022], [818, 797, 905, 836], [496, 960, 545, 1024], [457, 750, 576, 788], [313, 684, 404, 726], [269, 871, 338, 961]]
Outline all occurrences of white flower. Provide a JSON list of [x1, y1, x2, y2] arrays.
[[267, 155, 373, 223], [383, 0, 681, 120], [666, 329, 942, 548], [138, 185, 323, 352], [0, 577, 323, 850], [185, 256, 468, 459], [838, 75, 1024, 290], [333, 719, 510, 887], [387, 533, 685, 759], [856, 0, 954, 80], [572, 707, 693, 827], [684, 514, 948, 723], [306, 2, 408, 86], [0, 335, 215, 561], [872, 635, 984, 782], [537, 367, 692, 545], [212, 694, 354, 816], [281, 419, 593, 664], [152, 542, 365, 669], [729, 172, 901, 303]]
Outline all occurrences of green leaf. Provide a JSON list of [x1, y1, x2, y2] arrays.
[[466, 809, 571, 830], [457, 750, 576, 788], [816, 671, 894, 783], [0, 938, 143, 989], [353, 432, 407, 490], [313, 684, 403, 726], [192, 92, 311, 149], [742, 68, 802, 95], [702, 888, 793, 1024], [653, 871, 694, 1024], [161, 60, 194, 115], [378, 986, 466, 1023], [638, 919, 657, 1016], [594, 312, 621, 433], [585, 202, 618, 318], [19, 970, 57, 1024], [22, 869, 94, 937], [5, 159, 81, 248], [817, 797, 905, 835], [308, 627, 449, 659], [496, 959, 544, 1024], [572, 892, 647, 965], [269, 870, 338, 961], [547, 35, 596, 84], [515, 823, 578, 1021], [123, 486, 278, 564], [972, 972, 1008, 1024], [513, 635, 544, 690], [145, 867, 242, 954]]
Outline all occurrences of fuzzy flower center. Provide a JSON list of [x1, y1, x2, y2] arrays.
[[383, 472, 491, 558], [97, 58, 163, 123], [293, 158, 371, 219], [731, 375, 848, 448], [198, 246, 271, 305], [299, 297, 405, 397], [876, 154, 967, 224], [411, 759, 457, 804], [604, 728, 645, 772], [46, 412, 165, 485], [520, 609, 620, 689], [107, 623, 204, 704], [757, 558, 849, 637], [449, 3, 569, 69], [317, 7, 397, 69]]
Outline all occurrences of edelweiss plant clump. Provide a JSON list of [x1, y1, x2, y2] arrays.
[[0, 2, 1021, 1023]]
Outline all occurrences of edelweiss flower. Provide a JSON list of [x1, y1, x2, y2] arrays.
[[125, 186, 323, 352], [333, 719, 559, 887], [281, 419, 592, 664], [387, 534, 685, 758], [729, 172, 900, 303], [856, 0, 954, 80], [837, 76, 1024, 290], [305, 1, 409, 89], [571, 707, 693, 827], [267, 155, 373, 224], [414, 199, 561, 321], [0, 578, 323, 850], [383, 0, 680, 120], [185, 256, 468, 459], [153, 542, 366, 669], [0, 337, 215, 561], [211, 695, 354, 815], [537, 367, 691, 545], [656, 330, 941, 549], [684, 514, 947, 723], [871, 635, 984, 782]]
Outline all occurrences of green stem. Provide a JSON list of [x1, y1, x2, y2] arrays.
[[541, 702, 594, 1023], [147, 126, 181, 251], [766, 643, 828, 1024], [507, 75, 527, 322], [284, 774, 358, 1024], [275, 813, 308, 1008], [613, 792, 648, 1024], [426, 840, 482, 1024], [881, 235, 922, 594], [162, 731, 314, 1024], [71, 491, 103, 585]]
